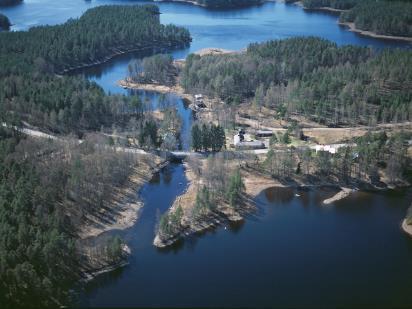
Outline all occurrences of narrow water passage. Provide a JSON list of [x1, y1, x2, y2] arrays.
[[81, 163, 189, 306]]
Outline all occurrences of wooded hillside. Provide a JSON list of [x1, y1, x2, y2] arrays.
[[181, 37, 412, 125], [0, 5, 190, 135]]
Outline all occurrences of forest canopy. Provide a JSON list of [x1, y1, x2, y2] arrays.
[[340, 0, 412, 37], [301, 0, 357, 10], [181, 37, 412, 125], [297, 0, 412, 37], [0, 5, 190, 134]]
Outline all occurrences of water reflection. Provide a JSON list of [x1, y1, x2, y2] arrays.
[[264, 187, 295, 204], [83, 265, 126, 293]]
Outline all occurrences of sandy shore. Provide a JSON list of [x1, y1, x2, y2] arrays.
[[193, 47, 237, 56], [243, 170, 285, 196], [339, 22, 412, 42], [323, 187, 352, 205], [402, 219, 412, 238]]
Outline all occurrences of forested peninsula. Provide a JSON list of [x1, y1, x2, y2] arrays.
[[340, 0, 412, 38], [0, 5, 190, 308], [288, 0, 412, 39], [182, 37, 412, 125], [0, 5, 190, 134]]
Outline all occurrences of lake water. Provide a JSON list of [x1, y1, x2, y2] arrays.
[[2, 1, 412, 307], [81, 184, 412, 308]]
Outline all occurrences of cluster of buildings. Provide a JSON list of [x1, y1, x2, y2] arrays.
[[232, 127, 354, 154]]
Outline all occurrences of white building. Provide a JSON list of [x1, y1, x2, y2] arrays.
[[311, 143, 355, 154], [194, 94, 203, 102]]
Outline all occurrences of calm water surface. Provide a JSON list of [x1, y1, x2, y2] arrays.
[[2, 1, 412, 307], [82, 185, 412, 307]]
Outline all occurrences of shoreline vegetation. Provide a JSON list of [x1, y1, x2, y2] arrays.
[[153, 160, 256, 248], [288, 0, 412, 42], [78, 159, 168, 240], [338, 22, 412, 43], [77, 156, 168, 281], [118, 47, 237, 109], [293, 0, 348, 13], [61, 43, 188, 75]]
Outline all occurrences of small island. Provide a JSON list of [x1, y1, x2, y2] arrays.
[[155, 0, 264, 9]]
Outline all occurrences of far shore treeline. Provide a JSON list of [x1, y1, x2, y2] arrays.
[[177, 0, 264, 8]]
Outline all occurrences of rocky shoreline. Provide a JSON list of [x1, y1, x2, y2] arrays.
[[153, 161, 256, 248], [59, 41, 189, 75], [288, 1, 412, 42], [153, 195, 254, 248], [78, 158, 168, 239], [80, 244, 131, 282], [338, 22, 412, 43]]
